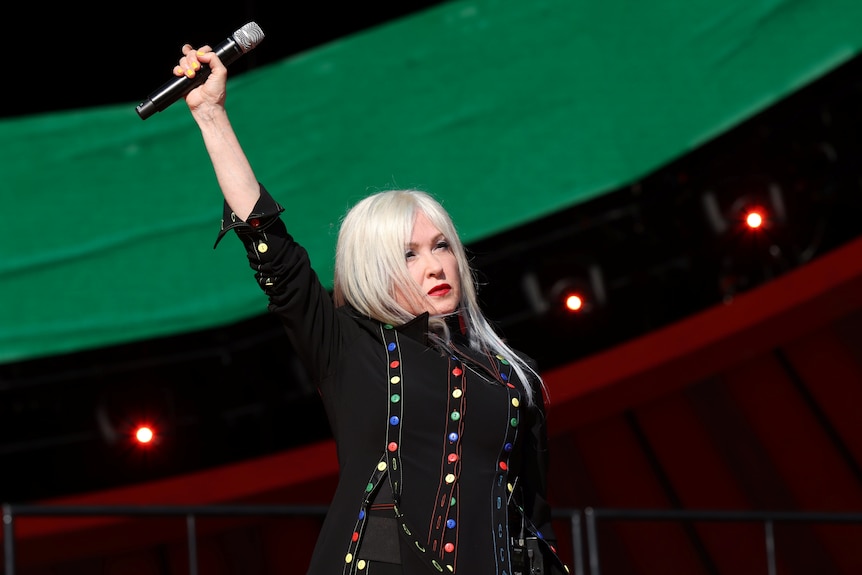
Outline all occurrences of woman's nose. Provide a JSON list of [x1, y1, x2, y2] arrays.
[[425, 254, 443, 276]]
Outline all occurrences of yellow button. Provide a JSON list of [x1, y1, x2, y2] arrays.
[[445, 473, 456, 483], [258, 242, 268, 253]]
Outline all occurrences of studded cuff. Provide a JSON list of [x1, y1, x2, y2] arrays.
[[213, 183, 285, 248]]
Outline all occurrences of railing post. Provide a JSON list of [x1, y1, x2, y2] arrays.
[[186, 513, 198, 575], [3, 503, 15, 575], [764, 519, 776, 575], [584, 507, 601, 575], [570, 509, 584, 575]]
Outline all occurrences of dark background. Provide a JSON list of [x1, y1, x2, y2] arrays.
[[5, 3, 447, 118], [3, 4, 862, 504]]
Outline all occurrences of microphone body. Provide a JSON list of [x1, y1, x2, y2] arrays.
[[136, 22, 265, 120]]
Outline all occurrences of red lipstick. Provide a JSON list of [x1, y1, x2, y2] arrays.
[[428, 283, 451, 296]]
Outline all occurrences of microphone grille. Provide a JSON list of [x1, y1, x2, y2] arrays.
[[233, 22, 265, 53]]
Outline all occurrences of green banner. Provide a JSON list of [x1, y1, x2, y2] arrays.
[[2, 0, 861, 364]]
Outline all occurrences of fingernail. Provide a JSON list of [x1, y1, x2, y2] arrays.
[[185, 68, 195, 78], [197, 50, 205, 56]]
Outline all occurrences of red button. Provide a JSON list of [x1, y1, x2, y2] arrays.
[[249, 218, 260, 228], [444, 543, 455, 553], [448, 453, 458, 463], [388, 442, 398, 452]]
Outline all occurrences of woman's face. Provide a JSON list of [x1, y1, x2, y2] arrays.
[[396, 211, 461, 316]]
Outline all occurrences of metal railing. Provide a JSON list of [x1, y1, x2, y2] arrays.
[[3, 503, 861, 574], [580, 507, 862, 575], [2, 503, 329, 575]]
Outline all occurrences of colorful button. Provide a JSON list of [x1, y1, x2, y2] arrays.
[[391, 394, 401, 403], [452, 367, 463, 376], [390, 376, 401, 384], [447, 453, 458, 463], [257, 242, 268, 253], [390, 416, 400, 425], [444, 543, 455, 553], [390, 360, 400, 368], [448, 432, 459, 442], [452, 388, 462, 399], [445, 473, 456, 483], [388, 442, 398, 452], [387, 342, 396, 351], [450, 411, 460, 421], [446, 519, 456, 528]]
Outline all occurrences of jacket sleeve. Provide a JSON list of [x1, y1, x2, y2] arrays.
[[213, 183, 342, 384]]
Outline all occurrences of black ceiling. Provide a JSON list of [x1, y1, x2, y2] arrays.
[[6, 2, 447, 118]]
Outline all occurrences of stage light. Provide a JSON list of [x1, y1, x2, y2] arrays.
[[520, 261, 606, 324], [95, 387, 176, 448], [701, 181, 787, 236], [134, 425, 155, 445], [551, 281, 591, 314], [564, 293, 584, 312], [744, 209, 764, 229], [701, 181, 798, 300]]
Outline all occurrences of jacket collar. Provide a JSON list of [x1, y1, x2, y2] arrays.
[[397, 310, 469, 347], [396, 311, 432, 343]]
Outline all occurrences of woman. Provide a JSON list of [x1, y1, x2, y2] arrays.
[[174, 43, 568, 575]]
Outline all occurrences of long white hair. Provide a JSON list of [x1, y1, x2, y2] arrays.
[[333, 189, 543, 405]]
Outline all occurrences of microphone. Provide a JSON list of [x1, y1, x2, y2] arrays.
[[136, 22, 265, 120]]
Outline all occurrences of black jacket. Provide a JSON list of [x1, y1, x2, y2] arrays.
[[218, 185, 566, 574]]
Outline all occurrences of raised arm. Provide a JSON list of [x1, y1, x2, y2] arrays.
[[175, 44, 259, 220]]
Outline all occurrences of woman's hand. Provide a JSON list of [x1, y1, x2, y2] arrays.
[[173, 44, 228, 119]]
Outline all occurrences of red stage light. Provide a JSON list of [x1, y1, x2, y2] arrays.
[[745, 209, 764, 229], [564, 293, 584, 312], [134, 425, 155, 445]]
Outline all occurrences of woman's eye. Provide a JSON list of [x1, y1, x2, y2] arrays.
[[404, 250, 416, 259], [435, 241, 450, 251]]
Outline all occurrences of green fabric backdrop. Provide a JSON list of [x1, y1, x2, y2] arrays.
[[2, 0, 861, 364]]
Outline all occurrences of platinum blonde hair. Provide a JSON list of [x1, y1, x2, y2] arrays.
[[333, 189, 543, 405]]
